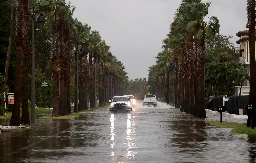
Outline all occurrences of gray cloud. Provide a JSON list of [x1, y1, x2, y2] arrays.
[[71, 0, 247, 80]]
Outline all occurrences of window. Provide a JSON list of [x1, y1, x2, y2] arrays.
[[113, 97, 129, 102]]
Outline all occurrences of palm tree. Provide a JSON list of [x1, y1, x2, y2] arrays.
[[88, 31, 101, 108], [21, 0, 30, 124], [51, 15, 59, 116], [155, 50, 171, 104], [248, 0, 256, 111], [10, 0, 23, 126], [77, 23, 91, 111], [58, 19, 71, 115], [50, 1, 74, 116], [98, 41, 110, 107]]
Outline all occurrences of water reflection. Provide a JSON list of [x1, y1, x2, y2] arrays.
[[170, 115, 207, 161], [126, 114, 137, 159], [3, 105, 256, 162], [110, 113, 115, 152], [109, 113, 137, 161], [0, 129, 30, 162]]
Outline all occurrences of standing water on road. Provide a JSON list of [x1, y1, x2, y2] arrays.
[[0, 101, 256, 163]]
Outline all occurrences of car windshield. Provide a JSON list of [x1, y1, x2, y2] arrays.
[[112, 97, 129, 102], [127, 95, 134, 99], [145, 95, 155, 98]]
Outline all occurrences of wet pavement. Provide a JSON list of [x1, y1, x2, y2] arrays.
[[1, 101, 256, 163]]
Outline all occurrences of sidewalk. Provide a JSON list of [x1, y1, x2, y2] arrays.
[[205, 109, 247, 124]]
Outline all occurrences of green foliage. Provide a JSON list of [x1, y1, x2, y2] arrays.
[[124, 78, 148, 99], [205, 34, 248, 96], [34, 70, 52, 108], [206, 34, 238, 63], [34, 107, 52, 116], [207, 16, 220, 36], [0, 107, 52, 119], [205, 63, 248, 96]]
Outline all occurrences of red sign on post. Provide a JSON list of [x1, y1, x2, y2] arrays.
[[8, 93, 14, 105]]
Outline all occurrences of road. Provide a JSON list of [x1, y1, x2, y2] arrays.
[[0, 101, 255, 163]]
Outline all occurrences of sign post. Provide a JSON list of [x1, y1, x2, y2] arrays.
[[217, 106, 225, 123], [41, 82, 50, 109], [247, 104, 253, 128]]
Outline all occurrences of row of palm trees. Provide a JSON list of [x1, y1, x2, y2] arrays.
[[7, 0, 128, 125], [148, 0, 220, 118]]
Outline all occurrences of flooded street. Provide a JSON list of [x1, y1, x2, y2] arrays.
[[1, 101, 256, 163]]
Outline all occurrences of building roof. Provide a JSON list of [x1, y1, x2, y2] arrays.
[[236, 30, 249, 37], [236, 36, 249, 44]]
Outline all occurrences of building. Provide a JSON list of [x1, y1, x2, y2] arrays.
[[235, 30, 250, 95]]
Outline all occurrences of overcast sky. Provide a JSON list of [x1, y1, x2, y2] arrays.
[[70, 0, 247, 80]]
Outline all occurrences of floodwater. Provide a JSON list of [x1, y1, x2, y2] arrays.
[[1, 101, 256, 163]]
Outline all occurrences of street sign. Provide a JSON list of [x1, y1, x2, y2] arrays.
[[7, 93, 14, 105], [41, 82, 48, 87]]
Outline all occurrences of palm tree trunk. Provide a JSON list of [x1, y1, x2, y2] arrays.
[[187, 35, 193, 114], [58, 21, 66, 116], [248, 0, 256, 108], [99, 64, 103, 107], [110, 75, 113, 98], [10, 0, 22, 126], [74, 43, 79, 112], [191, 37, 196, 115], [89, 53, 95, 108], [177, 64, 181, 108], [64, 23, 71, 114], [81, 54, 89, 110], [197, 26, 206, 118], [21, 0, 30, 124], [166, 70, 170, 104], [84, 60, 89, 110], [174, 58, 178, 108], [106, 70, 110, 102], [102, 68, 106, 105], [180, 63, 185, 112], [51, 22, 59, 117], [4, 0, 14, 86]]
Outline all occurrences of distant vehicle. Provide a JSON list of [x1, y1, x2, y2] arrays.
[[109, 96, 132, 112], [123, 94, 136, 106], [143, 94, 157, 107]]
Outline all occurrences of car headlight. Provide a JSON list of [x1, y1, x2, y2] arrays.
[[127, 102, 131, 107], [132, 100, 136, 105], [111, 103, 114, 107]]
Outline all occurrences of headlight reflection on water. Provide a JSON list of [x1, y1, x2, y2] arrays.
[[126, 114, 137, 158], [109, 113, 137, 160], [110, 114, 115, 150]]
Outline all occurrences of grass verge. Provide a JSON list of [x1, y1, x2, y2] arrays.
[[0, 106, 105, 120], [206, 120, 256, 136], [40, 110, 93, 119], [0, 107, 53, 120]]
